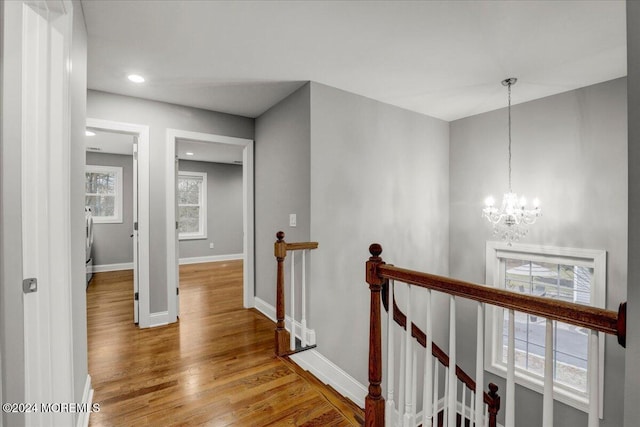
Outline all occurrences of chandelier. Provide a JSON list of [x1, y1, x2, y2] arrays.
[[482, 78, 541, 245]]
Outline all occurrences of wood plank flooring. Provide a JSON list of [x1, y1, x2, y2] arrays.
[[87, 260, 363, 426]]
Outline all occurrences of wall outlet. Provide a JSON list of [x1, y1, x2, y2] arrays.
[[209, 242, 214, 249], [289, 214, 297, 227]]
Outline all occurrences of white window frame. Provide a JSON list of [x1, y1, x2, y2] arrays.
[[485, 241, 606, 416], [85, 164, 123, 224], [177, 171, 207, 240]]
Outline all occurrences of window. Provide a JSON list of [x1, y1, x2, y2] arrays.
[[485, 242, 606, 414], [178, 171, 207, 240], [85, 165, 123, 223]]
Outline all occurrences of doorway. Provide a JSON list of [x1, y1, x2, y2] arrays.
[[85, 118, 150, 326], [166, 129, 254, 321]]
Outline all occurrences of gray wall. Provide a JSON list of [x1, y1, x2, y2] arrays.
[[625, 2, 640, 425], [308, 82, 450, 387], [178, 160, 243, 258], [255, 83, 311, 306], [87, 90, 254, 313], [450, 78, 628, 427], [86, 152, 134, 266]]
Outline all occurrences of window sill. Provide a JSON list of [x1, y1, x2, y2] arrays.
[[179, 234, 207, 241], [93, 218, 123, 224], [486, 361, 590, 414]]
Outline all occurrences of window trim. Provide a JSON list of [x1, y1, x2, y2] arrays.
[[484, 241, 606, 416], [85, 164, 123, 224], [177, 170, 207, 240]]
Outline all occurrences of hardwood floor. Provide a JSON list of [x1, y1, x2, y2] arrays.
[[87, 260, 363, 426]]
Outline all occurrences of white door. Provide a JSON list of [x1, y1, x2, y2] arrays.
[[15, 1, 75, 425], [133, 138, 140, 323]]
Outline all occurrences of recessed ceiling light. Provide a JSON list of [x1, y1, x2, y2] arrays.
[[85, 130, 96, 136], [127, 74, 145, 83], [186, 152, 194, 156]]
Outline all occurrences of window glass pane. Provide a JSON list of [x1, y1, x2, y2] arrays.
[[555, 353, 587, 391], [178, 206, 200, 233], [86, 195, 115, 217], [178, 178, 201, 204], [86, 172, 116, 194]]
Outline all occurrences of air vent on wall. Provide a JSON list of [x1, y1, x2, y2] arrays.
[[87, 147, 102, 151], [233, 160, 242, 164]]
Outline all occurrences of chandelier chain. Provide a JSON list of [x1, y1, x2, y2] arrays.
[[508, 81, 512, 193]]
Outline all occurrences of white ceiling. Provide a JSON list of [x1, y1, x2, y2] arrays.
[[82, 1, 626, 122]]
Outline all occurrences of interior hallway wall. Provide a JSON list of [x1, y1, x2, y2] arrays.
[[450, 78, 627, 427], [309, 82, 450, 388], [178, 160, 243, 259], [254, 84, 311, 307], [87, 90, 254, 314]]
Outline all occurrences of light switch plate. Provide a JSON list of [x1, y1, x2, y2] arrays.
[[289, 214, 297, 227]]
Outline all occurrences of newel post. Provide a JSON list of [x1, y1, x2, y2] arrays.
[[365, 244, 385, 426], [487, 383, 501, 427], [275, 231, 290, 356]]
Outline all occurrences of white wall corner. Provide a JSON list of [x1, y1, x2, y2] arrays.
[[75, 375, 93, 427]]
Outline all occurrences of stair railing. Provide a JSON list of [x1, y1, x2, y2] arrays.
[[274, 231, 318, 356], [365, 244, 626, 427]]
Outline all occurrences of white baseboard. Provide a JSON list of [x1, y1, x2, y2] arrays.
[[253, 297, 316, 346], [179, 253, 243, 265], [92, 262, 133, 273], [76, 374, 93, 427], [290, 349, 367, 408], [149, 311, 170, 327]]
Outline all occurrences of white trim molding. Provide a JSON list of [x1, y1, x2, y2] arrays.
[[92, 262, 134, 273], [179, 254, 243, 265], [167, 129, 255, 324], [86, 118, 151, 328], [75, 375, 94, 427], [290, 349, 367, 409], [149, 311, 170, 328]]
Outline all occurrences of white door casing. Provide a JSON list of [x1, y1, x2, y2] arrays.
[[86, 118, 150, 327], [166, 129, 255, 324]]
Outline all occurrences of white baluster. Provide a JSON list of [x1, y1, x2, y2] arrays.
[[290, 251, 296, 351], [543, 319, 554, 427], [433, 358, 439, 424], [470, 390, 475, 427], [448, 296, 457, 427], [403, 284, 413, 427], [444, 366, 449, 424], [422, 289, 433, 427], [461, 384, 466, 425], [475, 303, 485, 427], [386, 280, 395, 426], [588, 330, 599, 427], [301, 250, 307, 347], [506, 309, 515, 427], [411, 346, 418, 425], [484, 404, 489, 427], [399, 330, 406, 427]]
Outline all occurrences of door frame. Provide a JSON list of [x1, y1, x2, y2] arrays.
[[166, 129, 255, 321], [86, 118, 151, 327]]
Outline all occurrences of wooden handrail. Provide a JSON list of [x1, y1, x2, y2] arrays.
[[376, 263, 626, 347], [274, 231, 319, 357]]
